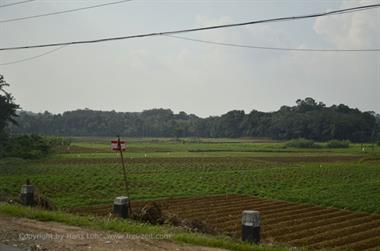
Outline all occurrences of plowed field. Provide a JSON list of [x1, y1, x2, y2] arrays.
[[72, 195, 380, 250]]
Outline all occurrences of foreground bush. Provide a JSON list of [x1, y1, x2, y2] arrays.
[[285, 138, 318, 148], [327, 140, 350, 148]]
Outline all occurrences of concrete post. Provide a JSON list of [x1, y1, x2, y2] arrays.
[[242, 210, 260, 244], [20, 184, 34, 206], [113, 196, 129, 218]]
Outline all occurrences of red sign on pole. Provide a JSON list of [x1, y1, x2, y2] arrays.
[[111, 140, 126, 151]]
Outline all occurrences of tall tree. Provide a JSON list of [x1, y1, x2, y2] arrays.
[[0, 74, 20, 156]]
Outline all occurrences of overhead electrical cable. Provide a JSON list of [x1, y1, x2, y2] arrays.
[[0, 3, 379, 52], [165, 35, 380, 52], [0, 0, 35, 8], [0, 46, 65, 66], [0, 0, 133, 23]]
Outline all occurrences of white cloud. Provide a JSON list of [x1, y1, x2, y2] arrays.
[[314, 0, 380, 49], [274, 0, 380, 112]]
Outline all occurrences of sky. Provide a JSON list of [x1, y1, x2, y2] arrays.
[[0, 0, 379, 117]]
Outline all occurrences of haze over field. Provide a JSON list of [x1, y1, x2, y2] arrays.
[[0, 0, 379, 116]]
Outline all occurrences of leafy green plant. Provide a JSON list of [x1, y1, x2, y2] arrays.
[[1, 153, 380, 213], [285, 138, 319, 148], [326, 140, 350, 148]]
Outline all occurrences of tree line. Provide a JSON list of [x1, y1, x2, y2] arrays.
[[10, 97, 380, 142]]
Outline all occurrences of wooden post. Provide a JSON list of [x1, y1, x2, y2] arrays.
[[117, 136, 132, 215], [118, 136, 128, 193]]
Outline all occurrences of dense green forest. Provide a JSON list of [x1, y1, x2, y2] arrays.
[[10, 98, 380, 142]]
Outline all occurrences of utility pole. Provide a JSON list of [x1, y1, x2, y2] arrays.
[[117, 135, 129, 194], [112, 136, 132, 215]]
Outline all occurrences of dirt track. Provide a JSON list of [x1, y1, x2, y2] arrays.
[[0, 215, 226, 251]]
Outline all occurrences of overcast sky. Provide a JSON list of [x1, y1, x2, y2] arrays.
[[0, 0, 379, 117]]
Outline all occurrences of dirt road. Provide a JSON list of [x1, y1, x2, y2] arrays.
[[0, 215, 226, 251]]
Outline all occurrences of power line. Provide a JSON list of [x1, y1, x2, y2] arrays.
[[0, 46, 65, 66], [0, 0, 35, 8], [1, 3, 380, 51], [166, 35, 380, 52], [0, 0, 133, 23]]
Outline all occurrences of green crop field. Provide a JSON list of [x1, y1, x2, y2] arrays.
[[1, 138, 379, 213]]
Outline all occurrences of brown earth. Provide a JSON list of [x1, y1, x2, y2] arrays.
[[0, 215, 226, 251], [71, 195, 380, 251]]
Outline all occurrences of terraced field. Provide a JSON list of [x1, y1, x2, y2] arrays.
[[72, 195, 380, 250]]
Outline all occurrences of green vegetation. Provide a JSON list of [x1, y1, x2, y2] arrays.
[[0, 75, 58, 160], [0, 134, 67, 159], [0, 204, 290, 251], [10, 97, 380, 142], [4, 135, 52, 159], [2, 69, 379, 249], [1, 139, 379, 213], [55, 138, 376, 159], [285, 139, 352, 149], [285, 138, 318, 148], [286, 139, 351, 149], [0, 74, 19, 158], [326, 140, 350, 148]]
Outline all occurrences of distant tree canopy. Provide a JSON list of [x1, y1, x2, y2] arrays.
[[10, 98, 380, 142]]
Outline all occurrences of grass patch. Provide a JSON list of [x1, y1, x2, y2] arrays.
[[285, 138, 319, 149], [0, 204, 290, 251], [326, 140, 350, 148]]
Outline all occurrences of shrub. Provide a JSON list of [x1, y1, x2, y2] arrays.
[[45, 136, 71, 147], [0, 130, 9, 158], [285, 138, 318, 148], [4, 134, 51, 159], [327, 140, 350, 148]]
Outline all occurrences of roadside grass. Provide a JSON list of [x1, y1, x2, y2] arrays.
[[0, 204, 292, 251]]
